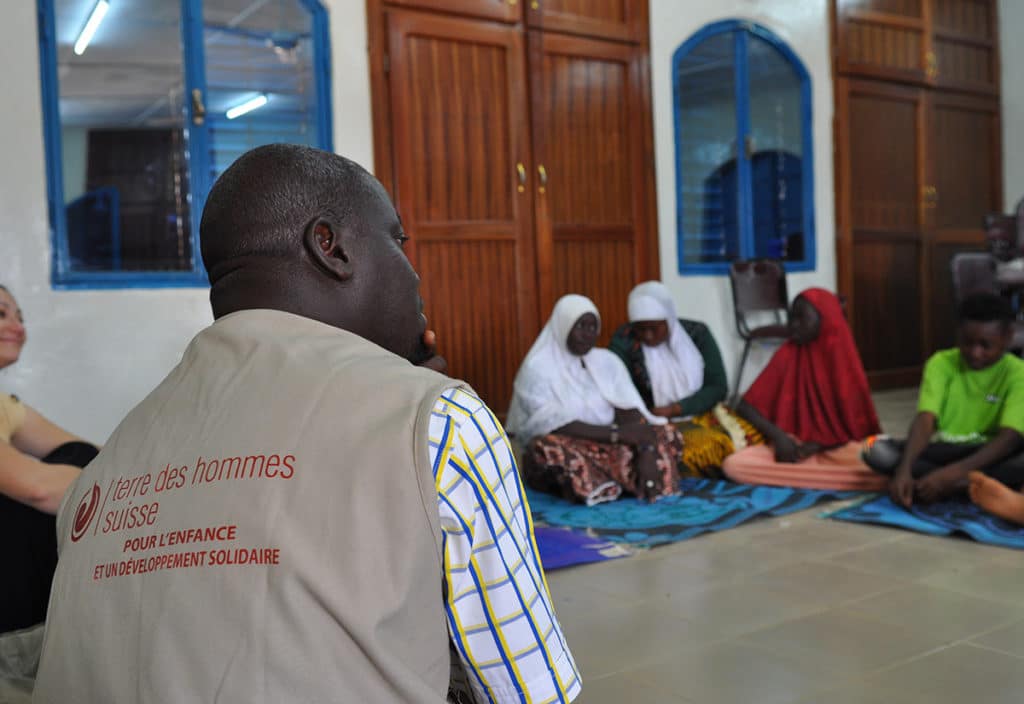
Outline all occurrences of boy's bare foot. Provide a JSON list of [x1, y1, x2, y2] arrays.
[[968, 471, 1024, 526]]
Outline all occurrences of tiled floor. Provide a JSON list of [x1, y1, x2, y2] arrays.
[[546, 389, 1024, 703]]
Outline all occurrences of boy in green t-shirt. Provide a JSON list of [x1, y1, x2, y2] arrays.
[[864, 293, 1024, 507]]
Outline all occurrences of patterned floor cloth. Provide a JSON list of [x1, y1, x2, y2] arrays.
[[826, 495, 1024, 549], [527, 478, 857, 548]]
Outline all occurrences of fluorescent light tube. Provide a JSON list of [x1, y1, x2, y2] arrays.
[[225, 94, 269, 120], [74, 0, 110, 56]]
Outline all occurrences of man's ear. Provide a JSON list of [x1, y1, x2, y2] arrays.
[[304, 218, 353, 282]]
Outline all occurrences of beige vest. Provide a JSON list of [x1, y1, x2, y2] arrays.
[[34, 310, 462, 703]]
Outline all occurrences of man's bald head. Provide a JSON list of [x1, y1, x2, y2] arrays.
[[197, 144, 428, 362], [200, 143, 376, 282]]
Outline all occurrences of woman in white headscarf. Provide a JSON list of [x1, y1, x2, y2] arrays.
[[506, 294, 684, 505], [610, 281, 760, 477]]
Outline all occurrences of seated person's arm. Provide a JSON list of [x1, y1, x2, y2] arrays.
[[10, 404, 84, 458], [916, 426, 1023, 504], [675, 323, 728, 417], [554, 414, 654, 447], [0, 441, 80, 514], [734, 399, 803, 463], [889, 411, 936, 507]]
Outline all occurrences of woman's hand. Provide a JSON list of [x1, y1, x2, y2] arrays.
[[651, 403, 680, 419], [773, 435, 801, 463], [634, 446, 662, 501], [618, 422, 657, 447]]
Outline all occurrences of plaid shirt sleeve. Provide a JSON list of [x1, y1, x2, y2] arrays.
[[428, 388, 581, 704]]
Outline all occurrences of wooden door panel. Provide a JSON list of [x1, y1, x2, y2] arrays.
[[530, 31, 655, 337], [387, 10, 536, 410], [415, 240, 524, 405], [930, 94, 1000, 230], [848, 88, 922, 232], [553, 239, 635, 344], [932, 0, 997, 93], [836, 0, 927, 82], [843, 82, 926, 377], [527, 0, 645, 43], [386, 0, 520, 22], [853, 233, 925, 372]]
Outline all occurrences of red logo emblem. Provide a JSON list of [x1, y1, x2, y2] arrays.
[[70, 483, 101, 542]]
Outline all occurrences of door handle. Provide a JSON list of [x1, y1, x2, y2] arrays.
[[191, 88, 206, 126], [516, 162, 526, 193], [537, 164, 547, 194]]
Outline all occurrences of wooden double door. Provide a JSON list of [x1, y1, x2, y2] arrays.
[[370, 0, 657, 411], [833, 0, 1002, 387]]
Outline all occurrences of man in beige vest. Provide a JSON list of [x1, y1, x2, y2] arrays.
[[34, 145, 580, 703]]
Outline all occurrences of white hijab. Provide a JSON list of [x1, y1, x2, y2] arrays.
[[628, 281, 705, 408], [506, 294, 665, 441]]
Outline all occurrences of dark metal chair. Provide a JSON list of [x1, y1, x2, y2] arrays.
[[950, 251, 1024, 352], [728, 258, 790, 402]]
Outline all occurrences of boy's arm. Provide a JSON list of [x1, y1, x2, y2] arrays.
[[916, 427, 1023, 503], [890, 411, 936, 507]]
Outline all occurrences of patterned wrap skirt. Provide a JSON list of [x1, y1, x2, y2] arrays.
[[523, 425, 684, 506]]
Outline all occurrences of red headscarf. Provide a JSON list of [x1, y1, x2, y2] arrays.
[[743, 288, 880, 446]]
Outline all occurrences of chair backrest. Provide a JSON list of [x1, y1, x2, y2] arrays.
[[728, 259, 788, 336], [984, 212, 1018, 261], [950, 252, 997, 303]]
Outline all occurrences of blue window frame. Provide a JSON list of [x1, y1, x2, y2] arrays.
[[673, 20, 814, 275], [37, 0, 333, 289]]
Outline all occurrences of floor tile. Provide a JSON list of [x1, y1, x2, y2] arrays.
[[969, 618, 1024, 658], [573, 670, 691, 703], [864, 643, 1024, 704], [920, 560, 1024, 605], [845, 583, 1024, 642], [552, 593, 697, 678], [627, 640, 835, 704], [822, 536, 958, 580], [661, 578, 826, 641], [739, 608, 951, 680], [743, 560, 905, 609], [659, 541, 803, 582], [743, 518, 897, 559]]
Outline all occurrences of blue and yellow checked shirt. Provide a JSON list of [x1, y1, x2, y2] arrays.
[[429, 388, 581, 704]]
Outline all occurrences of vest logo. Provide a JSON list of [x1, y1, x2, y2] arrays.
[[986, 394, 1002, 404], [70, 483, 101, 542]]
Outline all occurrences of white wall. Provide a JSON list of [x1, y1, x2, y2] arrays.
[[0, 0, 373, 443], [1001, 0, 1024, 209]]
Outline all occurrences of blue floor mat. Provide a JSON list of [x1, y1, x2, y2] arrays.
[[527, 478, 857, 548], [827, 495, 1024, 549], [533, 526, 630, 571]]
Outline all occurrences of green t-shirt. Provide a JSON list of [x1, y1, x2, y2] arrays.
[[918, 349, 1024, 443]]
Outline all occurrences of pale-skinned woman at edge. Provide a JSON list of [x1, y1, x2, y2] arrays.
[[0, 285, 99, 634], [507, 294, 684, 505]]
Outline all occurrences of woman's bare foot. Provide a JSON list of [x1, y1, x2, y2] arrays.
[[968, 471, 1024, 525]]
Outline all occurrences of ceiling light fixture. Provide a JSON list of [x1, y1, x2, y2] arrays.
[[225, 94, 268, 120], [74, 0, 110, 56]]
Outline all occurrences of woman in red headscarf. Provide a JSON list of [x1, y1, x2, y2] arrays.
[[722, 288, 887, 490]]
